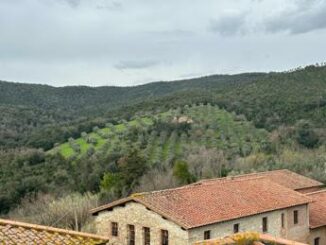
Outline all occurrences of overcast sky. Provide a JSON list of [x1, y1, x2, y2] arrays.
[[0, 0, 326, 86]]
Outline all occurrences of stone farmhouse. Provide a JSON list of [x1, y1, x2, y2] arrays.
[[91, 169, 325, 245]]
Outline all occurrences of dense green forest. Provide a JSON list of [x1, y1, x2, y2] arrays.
[[1, 64, 326, 229], [1, 65, 326, 150]]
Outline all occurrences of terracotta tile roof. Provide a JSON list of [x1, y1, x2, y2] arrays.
[[194, 232, 308, 245], [91, 176, 311, 229], [198, 169, 324, 191], [306, 189, 326, 229], [0, 218, 109, 245]]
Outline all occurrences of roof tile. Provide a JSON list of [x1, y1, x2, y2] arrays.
[[306, 189, 326, 228], [91, 173, 311, 229], [0, 219, 109, 245], [198, 169, 324, 191]]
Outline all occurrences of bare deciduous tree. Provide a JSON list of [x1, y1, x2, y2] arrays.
[[9, 192, 99, 232], [186, 146, 228, 179]]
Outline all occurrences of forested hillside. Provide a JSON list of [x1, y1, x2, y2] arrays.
[[0, 73, 263, 149], [1, 65, 326, 150], [1, 64, 326, 227]]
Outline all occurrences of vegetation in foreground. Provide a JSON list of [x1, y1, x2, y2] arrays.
[[1, 64, 326, 230]]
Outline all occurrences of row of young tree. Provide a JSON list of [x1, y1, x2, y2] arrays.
[[2, 104, 326, 232]]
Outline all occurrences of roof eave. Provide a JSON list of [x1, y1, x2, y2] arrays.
[[310, 224, 326, 229], [188, 201, 311, 230], [90, 197, 190, 229], [0, 219, 110, 242], [90, 197, 134, 215]]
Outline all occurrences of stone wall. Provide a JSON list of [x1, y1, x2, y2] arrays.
[[308, 227, 326, 245], [188, 204, 309, 244], [283, 205, 310, 242], [94, 201, 188, 245], [189, 209, 280, 244], [94, 202, 309, 245]]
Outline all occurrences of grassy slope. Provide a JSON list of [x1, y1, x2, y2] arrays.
[[51, 105, 269, 163], [52, 117, 153, 158]]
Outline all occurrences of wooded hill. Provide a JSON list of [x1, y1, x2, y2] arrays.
[[1, 65, 326, 150], [1, 64, 326, 215]]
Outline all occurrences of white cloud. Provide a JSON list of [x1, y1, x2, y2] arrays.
[[0, 0, 325, 86]]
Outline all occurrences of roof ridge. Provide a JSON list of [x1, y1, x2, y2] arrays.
[[306, 188, 326, 195], [197, 169, 290, 183], [136, 176, 268, 196], [263, 180, 314, 202], [197, 169, 323, 188], [0, 218, 110, 241]]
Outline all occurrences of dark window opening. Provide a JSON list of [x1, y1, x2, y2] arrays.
[[233, 223, 239, 233], [294, 210, 299, 224], [204, 230, 211, 240], [143, 227, 150, 245], [281, 213, 285, 228], [128, 224, 135, 245], [111, 222, 118, 237], [161, 230, 169, 245], [314, 237, 320, 245], [262, 217, 268, 233]]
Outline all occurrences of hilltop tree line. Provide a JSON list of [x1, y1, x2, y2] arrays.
[[1, 64, 326, 151], [0, 64, 326, 229]]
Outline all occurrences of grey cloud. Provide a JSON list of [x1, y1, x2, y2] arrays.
[[59, 0, 123, 10], [60, 0, 81, 8], [209, 12, 247, 36], [96, 1, 123, 11], [114, 60, 159, 70], [264, 1, 326, 34], [209, 0, 326, 36]]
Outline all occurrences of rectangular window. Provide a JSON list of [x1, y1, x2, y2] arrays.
[[127, 224, 135, 245], [233, 223, 239, 233], [281, 213, 285, 228], [111, 222, 118, 237], [204, 230, 211, 240], [143, 227, 150, 245], [314, 237, 320, 245], [161, 230, 169, 245], [294, 210, 299, 224], [262, 217, 268, 232]]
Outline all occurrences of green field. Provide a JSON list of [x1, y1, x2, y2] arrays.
[[50, 105, 269, 164]]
